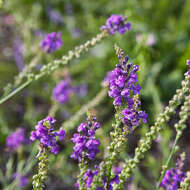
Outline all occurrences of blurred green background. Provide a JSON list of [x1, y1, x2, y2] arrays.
[[0, 0, 190, 189]]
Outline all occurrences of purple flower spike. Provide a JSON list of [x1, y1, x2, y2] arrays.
[[161, 153, 186, 190], [6, 128, 27, 152], [71, 116, 101, 161], [101, 14, 131, 35], [106, 46, 147, 129], [40, 32, 62, 53], [30, 116, 65, 154]]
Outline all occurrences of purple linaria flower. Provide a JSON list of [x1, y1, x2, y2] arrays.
[[76, 167, 123, 190], [101, 14, 131, 35], [6, 128, 26, 151], [52, 77, 74, 104], [106, 47, 147, 128], [13, 173, 29, 188], [30, 116, 65, 154], [40, 32, 62, 53], [161, 153, 186, 190], [71, 116, 101, 161]]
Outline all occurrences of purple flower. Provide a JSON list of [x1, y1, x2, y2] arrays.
[[52, 77, 74, 104], [103, 71, 115, 87], [30, 116, 65, 154], [101, 14, 131, 35], [13, 173, 29, 188], [76, 167, 123, 190], [106, 48, 147, 128], [71, 117, 101, 161], [6, 128, 27, 151], [40, 32, 62, 53], [161, 154, 186, 189]]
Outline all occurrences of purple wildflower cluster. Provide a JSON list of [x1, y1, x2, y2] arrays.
[[75, 169, 98, 189], [6, 128, 27, 151], [101, 14, 131, 35], [106, 49, 147, 128], [71, 116, 101, 161], [13, 173, 29, 188], [161, 154, 186, 190], [40, 32, 62, 53], [30, 116, 65, 154], [52, 77, 74, 104], [76, 167, 122, 190]]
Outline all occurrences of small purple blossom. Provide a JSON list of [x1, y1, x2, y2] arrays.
[[71, 116, 101, 161], [106, 47, 147, 128], [6, 128, 27, 151], [101, 14, 131, 35], [103, 70, 115, 87], [13, 173, 29, 188], [30, 116, 65, 154], [161, 153, 186, 190], [75, 167, 123, 190], [52, 77, 74, 104], [40, 32, 62, 53]]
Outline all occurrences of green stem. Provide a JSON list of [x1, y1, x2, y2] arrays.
[[0, 80, 31, 105], [0, 30, 108, 105], [156, 133, 180, 189]]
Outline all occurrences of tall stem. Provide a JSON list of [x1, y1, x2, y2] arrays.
[[0, 80, 31, 104], [156, 133, 180, 189]]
